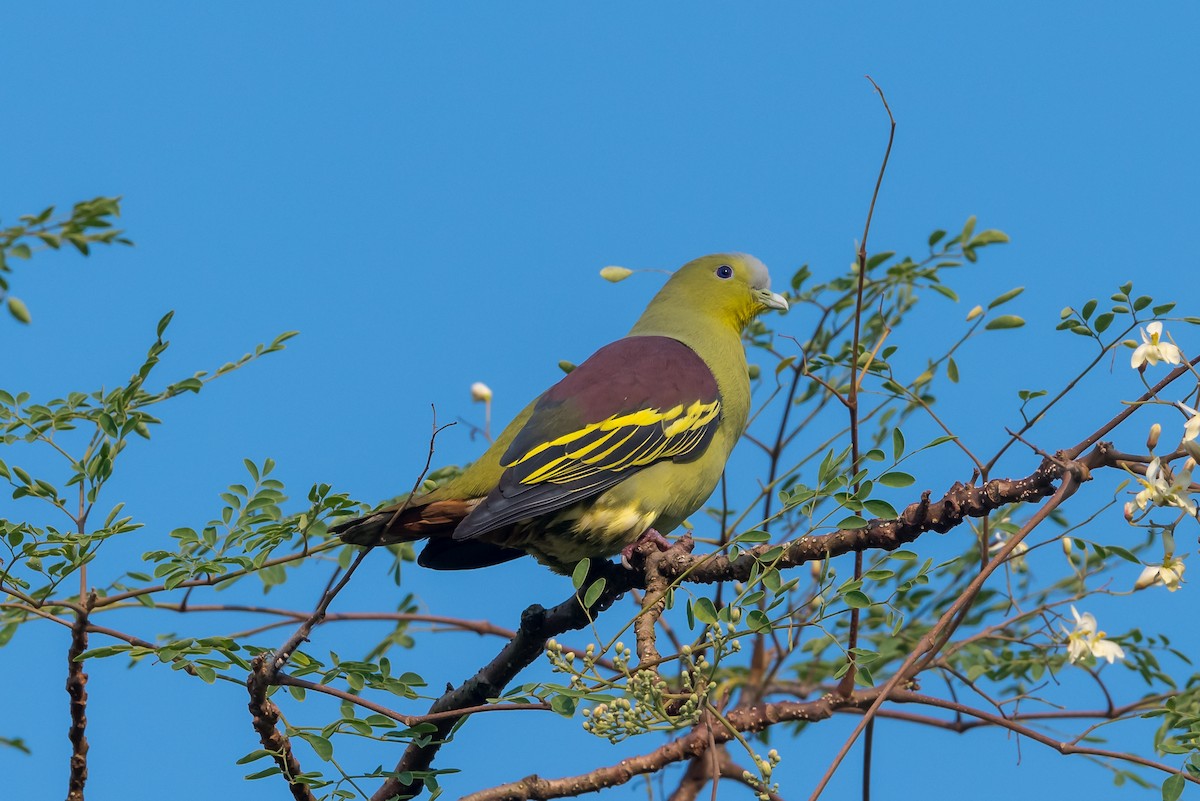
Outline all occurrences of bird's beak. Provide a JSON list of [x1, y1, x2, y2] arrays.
[[757, 289, 789, 311]]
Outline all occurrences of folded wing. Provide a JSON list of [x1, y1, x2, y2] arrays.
[[452, 335, 722, 540]]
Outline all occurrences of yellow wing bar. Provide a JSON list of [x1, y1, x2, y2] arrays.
[[507, 400, 720, 486]]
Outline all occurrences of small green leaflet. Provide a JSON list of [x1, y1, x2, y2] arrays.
[[985, 315, 1025, 331]]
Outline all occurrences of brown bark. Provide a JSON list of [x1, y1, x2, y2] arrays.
[[247, 654, 317, 801], [66, 609, 90, 801]]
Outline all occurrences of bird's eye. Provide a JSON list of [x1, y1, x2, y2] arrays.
[[715, 264, 734, 280]]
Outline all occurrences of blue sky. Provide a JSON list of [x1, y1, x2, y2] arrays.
[[3, 3, 1199, 799]]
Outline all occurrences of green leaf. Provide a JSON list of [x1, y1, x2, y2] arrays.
[[97, 413, 119, 438], [156, 311, 175, 337], [971, 229, 1010, 246], [236, 749, 277, 765], [843, 590, 871, 609], [298, 732, 333, 761], [583, 577, 606, 608], [692, 597, 718, 625], [571, 558, 591, 590], [1081, 299, 1097, 320], [6, 297, 31, 324], [1094, 312, 1114, 333], [836, 515, 868, 530], [76, 644, 133, 661], [891, 428, 905, 460], [987, 287, 1024, 308], [865, 251, 894, 270], [1162, 774, 1184, 801], [1101, 544, 1141, 564], [761, 568, 782, 594], [928, 229, 946, 247], [550, 694, 577, 717], [878, 472, 915, 488], [984, 315, 1025, 331], [961, 216, 977, 244], [862, 499, 898, 519], [746, 609, 772, 633], [946, 357, 959, 383], [930, 283, 958, 302]]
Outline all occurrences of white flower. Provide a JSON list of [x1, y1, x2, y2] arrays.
[[1063, 606, 1125, 665], [1134, 556, 1186, 591], [470, 382, 493, 403], [1130, 321, 1183, 369], [988, 531, 1029, 571], [1180, 403, 1200, 461], [1132, 457, 1198, 518], [1183, 404, 1200, 441]]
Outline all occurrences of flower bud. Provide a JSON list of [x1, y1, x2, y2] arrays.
[[1134, 565, 1158, 591], [600, 266, 633, 283], [470, 382, 493, 402], [966, 305, 984, 321], [1147, 423, 1161, 451], [1061, 536, 1073, 556]]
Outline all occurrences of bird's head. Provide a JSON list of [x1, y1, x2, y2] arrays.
[[650, 253, 788, 333]]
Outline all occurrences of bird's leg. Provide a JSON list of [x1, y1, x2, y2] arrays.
[[620, 528, 673, 570]]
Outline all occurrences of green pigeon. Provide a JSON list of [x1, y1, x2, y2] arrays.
[[334, 253, 787, 571]]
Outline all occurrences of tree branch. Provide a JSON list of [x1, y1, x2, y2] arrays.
[[65, 598, 92, 801], [460, 690, 881, 800], [246, 654, 317, 801], [369, 570, 628, 801]]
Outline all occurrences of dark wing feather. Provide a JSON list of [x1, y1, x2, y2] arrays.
[[417, 537, 525, 570], [453, 336, 721, 541]]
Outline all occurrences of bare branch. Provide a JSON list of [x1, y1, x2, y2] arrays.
[[65, 600, 92, 801]]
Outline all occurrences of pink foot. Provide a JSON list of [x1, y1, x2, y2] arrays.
[[620, 528, 673, 569]]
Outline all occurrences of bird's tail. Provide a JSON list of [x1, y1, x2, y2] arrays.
[[333, 496, 525, 570], [330, 497, 477, 547]]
